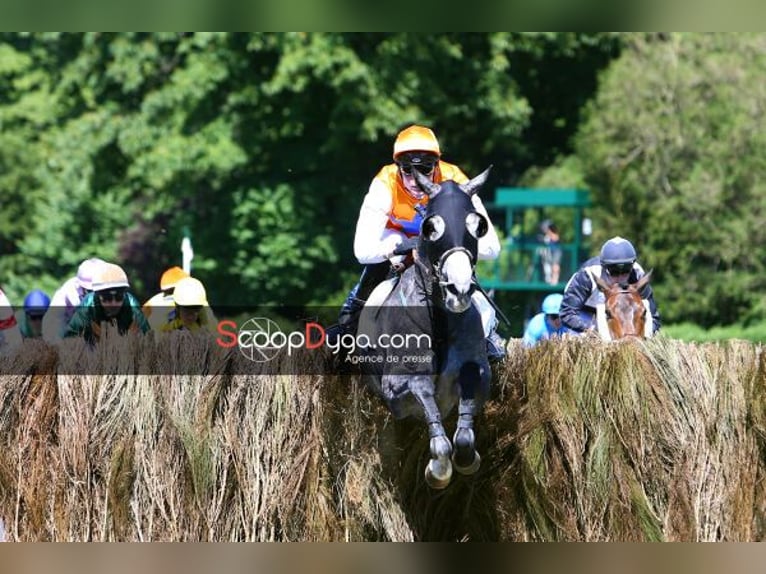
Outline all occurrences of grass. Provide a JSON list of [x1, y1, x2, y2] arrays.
[[662, 321, 766, 342]]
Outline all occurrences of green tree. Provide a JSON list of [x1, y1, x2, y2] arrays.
[[574, 33, 766, 327], [0, 32, 621, 316]]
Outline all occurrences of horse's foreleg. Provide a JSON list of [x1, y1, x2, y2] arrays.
[[410, 375, 453, 489], [452, 362, 487, 475]]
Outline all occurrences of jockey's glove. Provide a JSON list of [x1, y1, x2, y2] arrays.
[[392, 237, 419, 256]]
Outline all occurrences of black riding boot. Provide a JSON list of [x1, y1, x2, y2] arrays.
[[336, 261, 392, 337]]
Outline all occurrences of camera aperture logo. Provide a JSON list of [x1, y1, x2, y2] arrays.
[[234, 317, 283, 362], [216, 316, 431, 363]]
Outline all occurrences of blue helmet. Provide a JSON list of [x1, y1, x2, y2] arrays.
[[24, 289, 51, 317], [599, 236, 637, 265], [542, 293, 563, 315]]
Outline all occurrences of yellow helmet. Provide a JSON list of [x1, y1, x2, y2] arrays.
[[160, 266, 189, 290], [173, 277, 208, 306], [91, 262, 129, 292], [393, 125, 441, 160]]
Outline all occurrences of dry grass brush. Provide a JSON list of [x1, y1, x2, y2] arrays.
[[510, 336, 762, 541], [4, 331, 766, 541], [2, 332, 344, 540], [0, 339, 59, 540]]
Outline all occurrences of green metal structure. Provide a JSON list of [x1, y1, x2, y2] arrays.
[[478, 188, 591, 292]]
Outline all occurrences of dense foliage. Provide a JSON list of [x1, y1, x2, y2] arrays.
[[571, 33, 766, 328], [2, 33, 763, 330]]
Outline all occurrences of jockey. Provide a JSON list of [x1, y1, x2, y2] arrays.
[[522, 293, 569, 347], [0, 286, 22, 351], [42, 257, 106, 342], [336, 124, 505, 358], [560, 236, 661, 334], [18, 289, 51, 339], [142, 266, 190, 331], [160, 277, 218, 333], [65, 262, 150, 343]]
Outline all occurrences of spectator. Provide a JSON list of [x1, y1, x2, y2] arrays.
[[539, 219, 562, 285]]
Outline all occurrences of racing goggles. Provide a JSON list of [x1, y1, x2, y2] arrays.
[[98, 288, 126, 303], [398, 162, 436, 177], [605, 262, 634, 276]]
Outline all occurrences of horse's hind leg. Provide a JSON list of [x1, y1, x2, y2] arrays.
[[452, 362, 487, 475], [408, 375, 453, 489]]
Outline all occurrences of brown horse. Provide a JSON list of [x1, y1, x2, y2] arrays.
[[594, 270, 653, 340]]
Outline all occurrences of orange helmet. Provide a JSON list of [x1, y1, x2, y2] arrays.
[[160, 266, 189, 290], [392, 125, 441, 160]]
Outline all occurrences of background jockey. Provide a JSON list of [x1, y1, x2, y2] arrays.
[[142, 265, 190, 330], [42, 257, 105, 342], [0, 286, 22, 351], [18, 289, 51, 339], [522, 293, 569, 347], [160, 277, 218, 333], [65, 262, 150, 343], [335, 124, 505, 359], [560, 236, 661, 334]]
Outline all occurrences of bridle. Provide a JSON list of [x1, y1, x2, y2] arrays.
[[432, 247, 477, 301]]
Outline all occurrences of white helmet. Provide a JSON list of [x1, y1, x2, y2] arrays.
[[91, 262, 129, 292], [77, 257, 106, 291], [173, 277, 208, 306]]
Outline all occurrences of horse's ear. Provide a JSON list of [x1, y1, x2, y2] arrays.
[[595, 273, 611, 293], [412, 168, 441, 196], [633, 269, 653, 292], [460, 165, 493, 196]]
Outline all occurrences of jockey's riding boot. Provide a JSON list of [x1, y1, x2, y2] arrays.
[[486, 329, 507, 362], [335, 262, 392, 338]]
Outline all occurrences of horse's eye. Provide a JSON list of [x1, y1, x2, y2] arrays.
[[422, 215, 445, 241], [605, 309, 612, 319], [466, 212, 488, 238]]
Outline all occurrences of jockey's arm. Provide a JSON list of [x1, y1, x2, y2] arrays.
[[471, 195, 501, 261], [353, 178, 406, 265], [560, 271, 595, 332]]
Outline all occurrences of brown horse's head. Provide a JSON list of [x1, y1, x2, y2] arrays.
[[595, 270, 653, 340]]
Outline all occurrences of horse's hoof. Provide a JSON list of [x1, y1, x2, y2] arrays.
[[425, 460, 452, 490], [452, 451, 481, 475]]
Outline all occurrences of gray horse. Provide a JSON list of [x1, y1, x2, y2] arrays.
[[356, 167, 492, 489]]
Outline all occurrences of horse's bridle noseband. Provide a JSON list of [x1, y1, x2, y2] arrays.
[[434, 246, 477, 299]]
